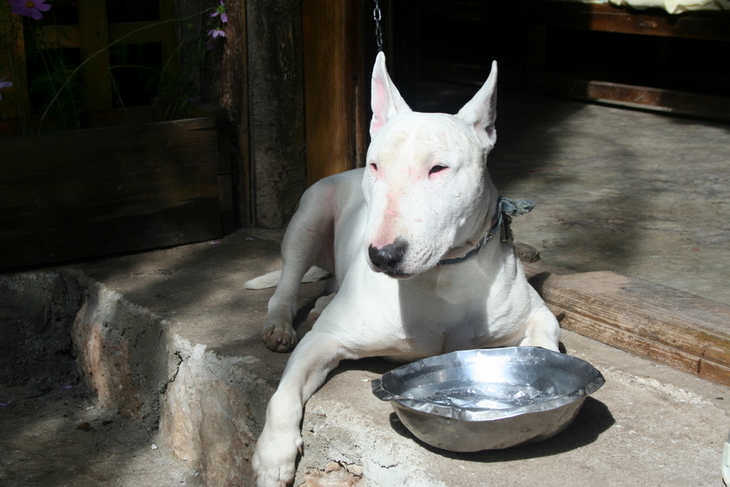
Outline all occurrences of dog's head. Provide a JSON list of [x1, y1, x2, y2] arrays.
[[363, 52, 499, 278]]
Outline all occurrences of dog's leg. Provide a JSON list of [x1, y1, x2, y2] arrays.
[[252, 331, 352, 487], [305, 292, 337, 326], [519, 307, 561, 351], [263, 181, 336, 352]]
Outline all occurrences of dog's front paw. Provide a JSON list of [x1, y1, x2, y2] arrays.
[[262, 321, 298, 352], [252, 427, 303, 487]]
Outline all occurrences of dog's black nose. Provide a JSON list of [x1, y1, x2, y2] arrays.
[[369, 240, 407, 272]]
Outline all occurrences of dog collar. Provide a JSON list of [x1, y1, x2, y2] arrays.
[[437, 197, 535, 266]]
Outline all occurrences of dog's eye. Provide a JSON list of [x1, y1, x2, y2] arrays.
[[429, 165, 447, 175]]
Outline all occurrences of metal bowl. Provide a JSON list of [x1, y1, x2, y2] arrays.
[[371, 347, 605, 452]]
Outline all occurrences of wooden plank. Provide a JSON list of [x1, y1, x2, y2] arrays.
[[0, 5, 29, 122], [108, 21, 171, 45], [539, 76, 730, 122], [533, 3, 730, 42], [36, 25, 81, 49], [527, 268, 730, 386], [0, 118, 222, 270], [303, 0, 366, 185], [159, 0, 180, 77], [303, 0, 347, 184], [187, 103, 234, 232], [78, 1, 112, 112], [234, 0, 252, 227]]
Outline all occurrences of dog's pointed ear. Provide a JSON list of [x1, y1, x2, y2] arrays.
[[370, 52, 412, 138], [456, 61, 498, 148]]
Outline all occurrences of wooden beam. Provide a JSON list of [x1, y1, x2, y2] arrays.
[[78, 1, 112, 112], [539, 76, 730, 122], [533, 3, 730, 42], [0, 4, 29, 123], [158, 0, 180, 77], [107, 21, 171, 45], [37, 21, 179, 49], [36, 25, 81, 49], [524, 263, 730, 387], [303, 0, 366, 185], [246, 0, 306, 228]]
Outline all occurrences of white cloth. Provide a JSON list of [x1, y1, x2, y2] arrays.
[[552, 0, 730, 14]]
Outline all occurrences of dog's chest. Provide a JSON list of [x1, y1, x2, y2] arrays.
[[397, 270, 495, 355]]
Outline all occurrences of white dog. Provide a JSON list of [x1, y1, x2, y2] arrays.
[[248, 52, 560, 487]]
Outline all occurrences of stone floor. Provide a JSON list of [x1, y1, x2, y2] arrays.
[[422, 85, 730, 306]]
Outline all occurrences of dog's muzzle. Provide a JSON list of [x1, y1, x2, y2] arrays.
[[368, 239, 409, 276]]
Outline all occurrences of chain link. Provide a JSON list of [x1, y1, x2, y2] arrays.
[[373, 0, 383, 52]]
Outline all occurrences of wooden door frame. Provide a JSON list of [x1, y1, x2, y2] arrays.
[[302, 0, 369, 185]]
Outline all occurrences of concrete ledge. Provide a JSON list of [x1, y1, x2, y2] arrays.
[[2, 230, 729, 486]]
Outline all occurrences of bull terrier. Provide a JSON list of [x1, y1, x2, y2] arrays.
[[248, 52, 560, 487]]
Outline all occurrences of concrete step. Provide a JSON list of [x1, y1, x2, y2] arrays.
[[2, 229, 729, 486]]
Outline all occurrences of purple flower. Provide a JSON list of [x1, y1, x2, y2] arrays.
[[211, 1, 228, 23], [8, 0, 52, 20], [0, 77, 12, 101], [207, 28, 226, 39], [205, 28, 227, 50]]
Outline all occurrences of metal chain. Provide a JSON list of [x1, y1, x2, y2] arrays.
[[373, 0, 383, 52]]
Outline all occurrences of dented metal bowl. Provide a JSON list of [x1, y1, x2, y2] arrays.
[[371, 347, 605, 452]]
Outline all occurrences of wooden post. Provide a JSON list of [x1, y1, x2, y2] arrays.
[[235, 0, 252, 226], [159, 0, 180, 78], [246, 0, 306, 228], [77, 1, 112, 112], [302, 0, 366, 185], [0, 4, 29, 131]]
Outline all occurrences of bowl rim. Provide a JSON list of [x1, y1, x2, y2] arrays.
[[371, 347, 605, 422]]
